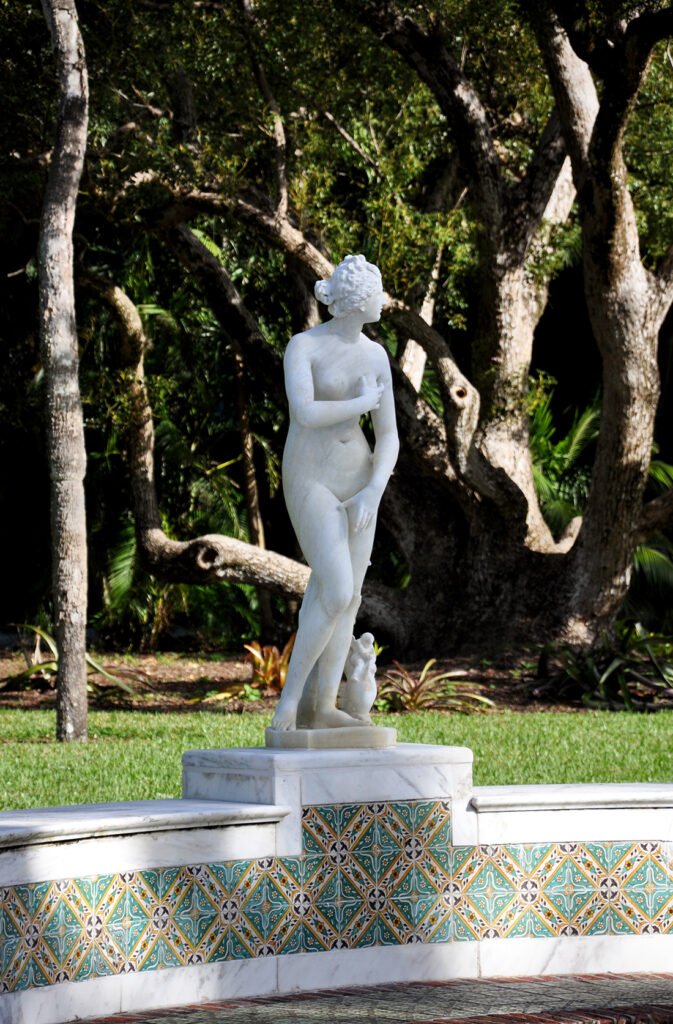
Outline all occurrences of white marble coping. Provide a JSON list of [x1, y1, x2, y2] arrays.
[[471, 782, 673, 812], [182, 742, 474, 771], [0, 798, 290, 851]]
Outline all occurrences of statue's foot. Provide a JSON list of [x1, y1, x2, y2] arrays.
[[270, 700, 298, 731], [311, 706, 365, 729]]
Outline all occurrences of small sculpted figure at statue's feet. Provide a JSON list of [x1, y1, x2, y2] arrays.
[[270, 255, 399, 733]]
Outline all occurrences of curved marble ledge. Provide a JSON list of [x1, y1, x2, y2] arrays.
[[471, 782, 673, 812], [0, 798, 290, 851]]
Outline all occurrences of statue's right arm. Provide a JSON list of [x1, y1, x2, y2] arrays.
[[284, 336, 382, 428]]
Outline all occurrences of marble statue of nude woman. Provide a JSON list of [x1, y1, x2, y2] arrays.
[[270, 254, 399, 733]]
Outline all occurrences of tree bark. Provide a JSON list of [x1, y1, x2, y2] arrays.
[[534, 5, 673, 643], [39, 0, 89, 742]]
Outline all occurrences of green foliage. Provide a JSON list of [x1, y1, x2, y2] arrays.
[[376, 659, 494, 713], [3, 625, 145, 701], [537, 622, 673, 711], [3, 0, 673, 649], [243, 633, 296, 695], [530, 384, 599, 538]]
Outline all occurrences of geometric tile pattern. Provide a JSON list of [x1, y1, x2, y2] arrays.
[[1, 799, 672, 995], [451, 841, 673, 941]]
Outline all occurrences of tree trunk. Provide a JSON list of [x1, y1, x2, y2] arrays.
[[534, 5, 673, 644], [38, 0, 89, 741]]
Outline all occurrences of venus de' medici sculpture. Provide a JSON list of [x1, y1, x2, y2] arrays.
[[267, 255, 399, 747]]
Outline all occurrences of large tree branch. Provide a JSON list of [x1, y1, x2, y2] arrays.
[[532, 7, 598, 189], [504, 109, 568, 264]]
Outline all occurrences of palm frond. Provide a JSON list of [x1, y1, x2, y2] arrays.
[[107, 523, 138, 611], [632, 544, 673, 591], [648, 459, 673, 491]]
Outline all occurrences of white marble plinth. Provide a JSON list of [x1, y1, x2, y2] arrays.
[[182, 743, 474, 855], [265, 725, 396, 749]]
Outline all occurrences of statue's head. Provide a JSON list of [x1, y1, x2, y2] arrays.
[[314, 254, 382, 319]]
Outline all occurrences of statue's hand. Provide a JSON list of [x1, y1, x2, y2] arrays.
[[357, 375, 384, 413], [342, 484, 381, 533]]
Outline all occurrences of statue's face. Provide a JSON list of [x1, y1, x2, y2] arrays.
[[361, 276, 385, 323]]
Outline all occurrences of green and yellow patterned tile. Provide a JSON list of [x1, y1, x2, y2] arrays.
[[10, 883, 50, 929], [542, 854, 597, 922], [316, 873, 364, 936], [11, 953, 52, 991], [172, 879, 220, 948], [75, 875, 115, 913], [353, 912, 402, 948], [133, 868, 176, 905], [239, 873, 291, 944], [0, 904, 21, 979], [584, 841, 643, 876], [137, 933, 183, 972], [41, 897, 83, 966], [275, 917, 303, 954], [105, 885, 150, 960], [392, 864, 444, 927], [351, 819, 402, 884], [453, 845, 489, 888], [388, 799, 433, 835], [72, 936, 120, 982], [206, 859, 249, 895], [654, 898, 673, 933], [622, 856, 673, 919], [504, 844, 552, 877], [462, 858, 517, 924], [503, 905, 557, 938], [426, 903, 452, 943], [584, 901, 642, 935]]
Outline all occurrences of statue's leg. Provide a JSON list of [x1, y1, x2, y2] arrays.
[[271, 485, 361, 731], [311, 516, 377, 727]]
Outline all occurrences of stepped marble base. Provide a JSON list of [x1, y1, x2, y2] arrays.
[[265, 724, 396, 749]]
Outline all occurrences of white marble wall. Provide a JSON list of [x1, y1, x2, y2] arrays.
[[182, 743, 475, 855], [2, 745, 673, 1024]]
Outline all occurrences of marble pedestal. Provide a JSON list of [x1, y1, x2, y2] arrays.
[[182, 743, 474, 856], [265, 724, 397, 749]]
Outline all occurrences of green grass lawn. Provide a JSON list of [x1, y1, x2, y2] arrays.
[[1, 708, 672, 811]]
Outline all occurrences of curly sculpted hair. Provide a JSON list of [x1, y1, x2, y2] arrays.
[[314, 255, 382, 318]]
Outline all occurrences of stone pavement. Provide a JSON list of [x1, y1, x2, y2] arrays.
[[83, 973, 673, 1023]]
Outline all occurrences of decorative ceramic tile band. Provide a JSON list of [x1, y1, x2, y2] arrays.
[[0, 799, 671, 994]]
